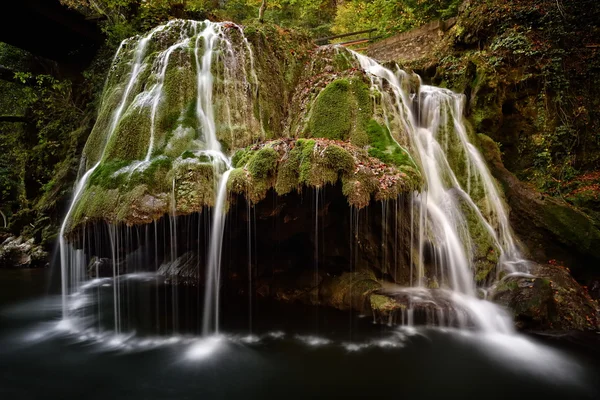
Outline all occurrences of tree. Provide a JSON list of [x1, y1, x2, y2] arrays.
[[259, 0, 267, 22]]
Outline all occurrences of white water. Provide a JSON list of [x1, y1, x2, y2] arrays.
[[351, 51, 528, 333], [202, 169, 232, 335], [59, 21, 256, 336], [145, 25, 190, 162], [59, 24, 165, 319]]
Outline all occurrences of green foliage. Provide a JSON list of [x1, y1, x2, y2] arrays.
[[62, 0, 462, 45], [221, 0, 337, 37], [333, 0, 462, 38]]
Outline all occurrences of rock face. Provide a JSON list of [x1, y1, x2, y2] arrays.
[[0, 236, 48, 268], [491, 264, 600, 331], [478, 134, 600, 290]]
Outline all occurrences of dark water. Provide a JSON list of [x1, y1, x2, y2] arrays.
[[0, 269, 599, 399]]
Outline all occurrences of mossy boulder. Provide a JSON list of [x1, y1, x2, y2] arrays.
[[491, 263, 600, 331], [369, 293, 406, 323], [319, 271, 382, 312]]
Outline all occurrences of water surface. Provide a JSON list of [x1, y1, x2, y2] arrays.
[[0, 269, 598, 399]]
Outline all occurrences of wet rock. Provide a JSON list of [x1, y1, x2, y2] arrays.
[[371, 287, 472, 327], [256, 269, 325, 305], [0, 236, 48, 268], [369, 293, 405, 323], [491, 264, 600, 331], [319, 271, 381, 312], [157, 252, 202, 285], [256, 270, 382, 313], [87, 257, 126, 278]]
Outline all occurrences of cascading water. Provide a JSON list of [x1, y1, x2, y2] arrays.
[[58, 20, 257, 336], [59, 19, 530, 339], [351, 51, 529, 333]]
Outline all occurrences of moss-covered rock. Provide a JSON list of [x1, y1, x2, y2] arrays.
[[491, 263, 600, 331], [478, 133, 600, 272], [306, 78, 371, 146], [228, 138, 419, 209], [366, 119, 419, 177]]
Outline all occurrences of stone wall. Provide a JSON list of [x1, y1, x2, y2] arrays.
[[366, 18, 456, 62]]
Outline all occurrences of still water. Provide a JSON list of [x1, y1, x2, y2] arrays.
[[0, 268, 598, 399]]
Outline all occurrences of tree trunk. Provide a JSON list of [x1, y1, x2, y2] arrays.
[[258, 0, 267, 22]]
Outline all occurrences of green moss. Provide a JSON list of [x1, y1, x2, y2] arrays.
[[227, 166, 270, 204], [171, 161, 215, 213], [298, 139, 316, 184], [232, 148, 249, 168], [163, 126, 197, 158], [88, 160, 131, 189], [493, 278, 520, 294], [366, 120, 415, 168], [274, 142, 304, 195], [248, 147, 279, 179], [228, 168, 249, 194], [181, 150, 196, 159], [309, 79, 350, 141], [129, 157, 172, 192], [341, 169, 380, 208], [307, 78, 371, 146], [103, 105, 153, 161], [333, 50, 354, 71], [369, 294, 404, 312], [322, 145, 355, 174], [542, 203, 600, 259]]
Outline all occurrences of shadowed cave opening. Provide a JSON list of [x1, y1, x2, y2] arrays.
[[67, 184, 429, 334]]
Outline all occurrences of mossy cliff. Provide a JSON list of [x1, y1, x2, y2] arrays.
[[67, 21, 422, 231]]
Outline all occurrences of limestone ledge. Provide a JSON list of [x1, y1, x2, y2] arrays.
[[67, 138, 419, 232]]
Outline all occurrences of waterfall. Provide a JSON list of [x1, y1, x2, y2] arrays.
[[351, 51, 528, 333], [58, 20, 256, 336], [58, 23, 170, 321], [58, 19, 530, 339]]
